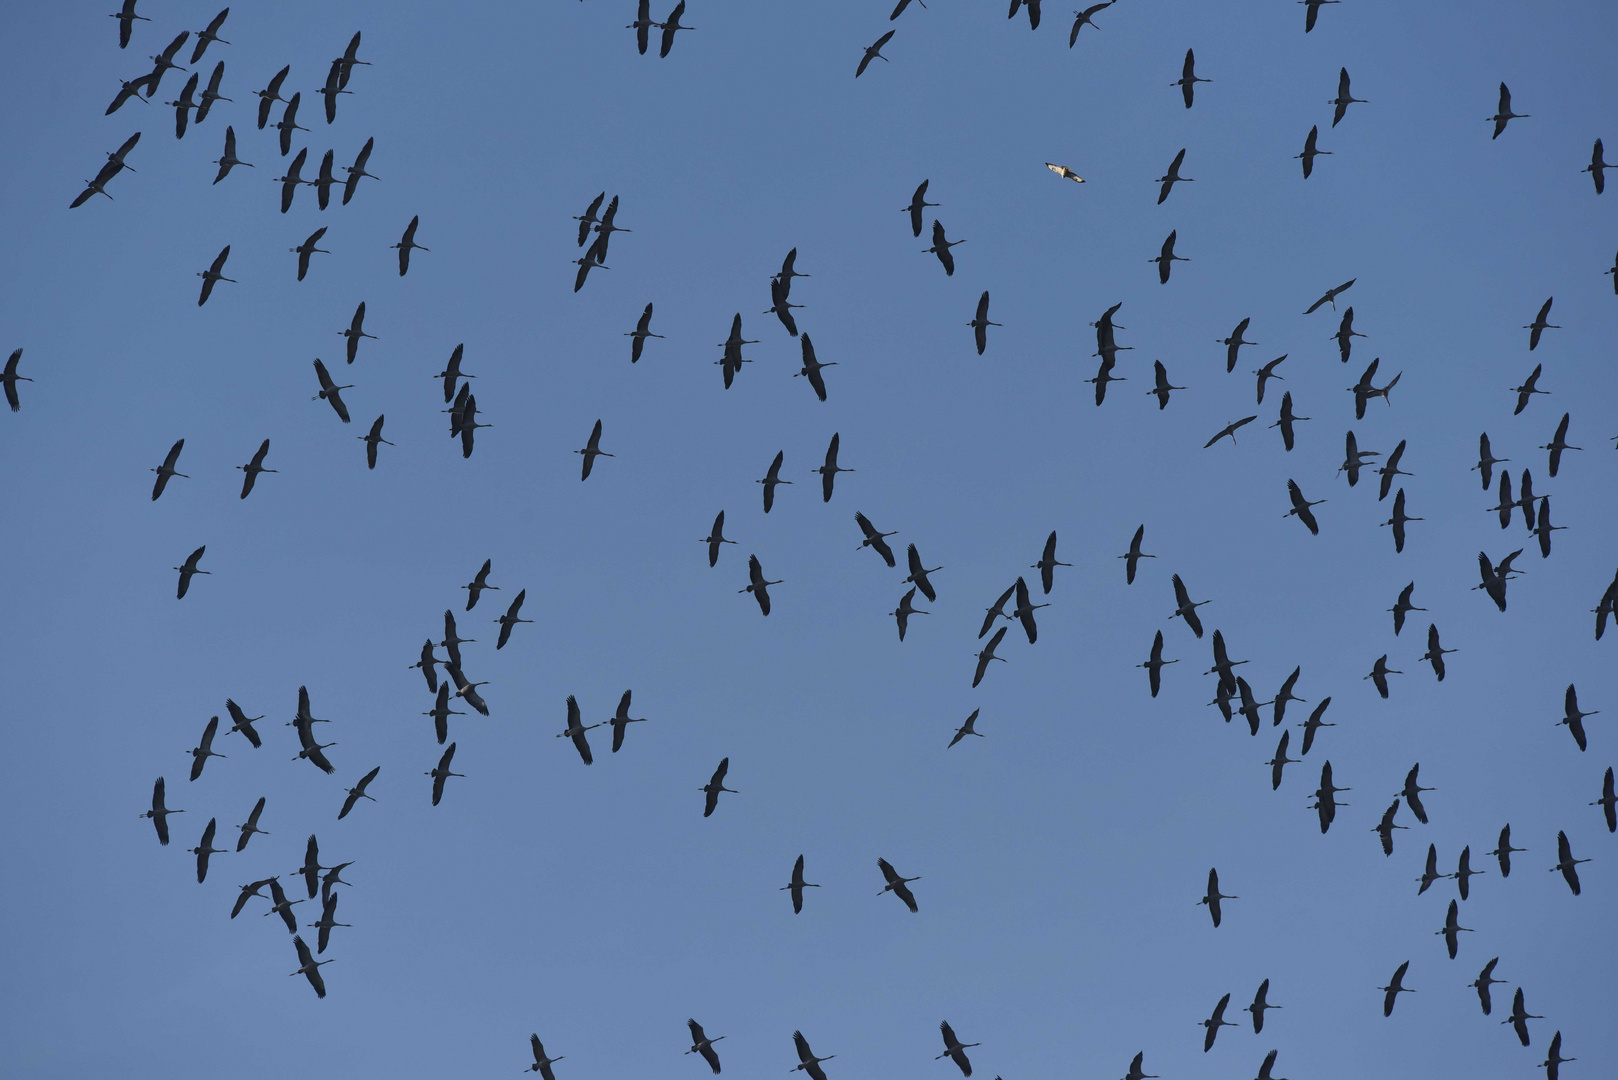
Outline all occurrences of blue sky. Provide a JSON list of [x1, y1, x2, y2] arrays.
[[1, 1, 1614, 1077]]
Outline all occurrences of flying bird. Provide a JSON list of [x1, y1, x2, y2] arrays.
[[1155, 148, 1192, 204], [1401, 764, 1435, 825], [289, 935, 330, 999], [1436, 898, 1473, 959], [558, 696, 601, 765], [780, 854, 821, 913], [209, 124, 250, 184], [291, 227, 330, 281], [575, 419, 613, 480], [426, 743, 463, 805], [164, 71, 200, 139], [1525, 297, 1559, 350], [1117, 526, 1153, 584], [701, 757, 737, 817], [190, 9, 230, 63], [656, 2, 693, 58], [1333, 307, 1365, 362], [1329, 67, 1365, 125], [1147, 361, 1184, 410], [494, 591, 532, 649], [272, 146, 309, 212], [253, 65, 289, 129], [1204, 415, 1257, 448], [1311, 760, 1348, 833], [1592, 766, 1616, 833], [1381, 488, 1422, 553], [1295, 125, 1330, 178], [625, 303, 663, 362], [903, 180, 939, 238], [973, 626, 1008, 688], [968, 292, 1000, 355], [794, 334, 835, 401], [234, 796, 268, 851], [856, 30, 895, 77], [527, 1036, 564, 1080], [1284, 479, 1324, 535], [189, 818, 223, 883], [1419, 624, 1454, 681], [1472, 958, 1506, 1015], [274, 93, 308, 156], [196, 245, 234, 305], [338, 766, 380, 820], [334, 31, 369, 90], [1540, 413, 1580, 477], [1541, 1032, 1575, 1080], [1173, 48, 1210, 108], [936, 1022, 978, 1077], [925, 220, 964, 276], [703, 511, 738, 567], [1378, 961, 1414, 1016], [1270, 392, 1309, 451], [606, 690, 648, 753], [1584, 138, 1608, 194], [1069, 1, 1114, 44], [815, 432, 853, 502], [685, 1019, 724, 1074], [1454, 845, 1484, 900], [1150, 229, 1188, 283], [1138, 630, 1178, 698], [1373, 798, 1406, 856], [1197, 867, 1236, 927], [341, 137, 378, 205], [1301, 0, 1338, 31], [758, 451, 792, 513], [855, 512, 898, 568], [1559, 684, 1597, 752], [1503, 986, 1542, 1046], [112, 0, 150, 49], [1304, 279, 1355, 314], [1246, 979, 1282, 1033], [1220, 317, 1257, 372], [791, 1032, 835, 1080], [141, 777, 182, 844], [903, 544, 942, 603], [948, 709, 984, 748], [1045, 162, 1084, 183], [174, 546, 209, 599], [1489, 83, 1529, 138], [877, 857, 921, 912], [392, 215, 428, 276], [741, 554, 780, 616], [150, 438, 189, 500], [312, 359, 352, 423], [1169, 574, 1208, 638], [1200, 993, 1236, 1051]]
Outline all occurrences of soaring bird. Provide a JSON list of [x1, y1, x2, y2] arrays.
[[174, 546, 210, 599], [271, 146, 309, 213], [1068, 0, 1114, 43], [113, 0, 151, 49], [1284, 479, 1324, 535], [332, 31, 369, 90], [1219, 317, 1257, 372], [1592, 766, 1617, 833], [196, 245, 234, 305], [527, 1036, 564, 1079], [656, 2, 693, 58], [494, 591, 532, 649], [274, 92, 308, 156], [338, 766, 380, 820], [309, 149, 340, 209], [903, 179, 938, 238], [1541, 1031, 1575, 1080], [606, 690, 648, 753], [190, 9, 230, 64], [1252, 354, 1287, 404], [235, 796, 268, 851], [1173, 48, 1210, 108], [780, 854, 821, 914], [1436, 898, 1472, 959], [1206, 631, 1248, 694], [1380, 489, 1421, 553], [1246, 979, 1282, 1033], [936, 1021, 978, 1077], [701, 757, 737, 817], [1116, 526, 1153, 585], [426, 743, 463, 805], [392, 215, 428, 276], [855, 512, 898, 567], [1311, 760, 1348, 833], [230, 877, 275, 919], [948, 709, 984, 748], [1419, 624, 1454, 681], [766, 277, 802, 337], [856, 30, 895, 77], [1011, 577, 1045, 644], [1551, 830, 1590, 895], [1473, 432, 1509, 491], [423, 684, 462, 744], [628, 0, 655, 51], [877, 857, 921, 912], [925, 220, 964, 276], [1301, 0, 1338, 31], [792, 1032, 835, 1080], [758, 451, 792, 513], [980, 584, 1016, 640], [1138, 630, 1178, 698], [1200, 994, 1237, 1051], [904, 544, 942, 603], [815, 432, 853, 501], [165, 71, 200, 139], [356, 414, 392, 469], [1295, 125, 1330, 178], [337, 302, 376, 364], [253, 65, 289, 129], [435, 343, 475, 405], [968, 292, 1000, 355], [1472, 958, 1506, 1015], [1150, 229, 1188, 283], [1169, 574, 1208, 638], [1155, 148, 1192, 204], [741, 555, 780, 616], [1148, 360, 1184, 410], [1559, 684, 1597, 752], [558, 695, 600, 765], [1119, 1052, 1157, 1080], [289, 935, 330, 999], [972, 627, 1008, 688], [311, 359, 352, 423], [143, 31, 192, 100], [1378, 961, 1414, 1016], [1372, 798, 1406, 856], [1401, 764, 1435, 825], [1197, 867, 1236, 927], [1525, 297, 1559, 350], [1045, 162, 1084, 183], [625, 303, 663, 362], [1272, 667, 1306, 728], [1304, 279, 1355, 314], [1476, 550, 1515, 612], [1268, 392, 1310, 453], [1329, 67, 1365, 125], [1266, 730, 1299, 790], [575, 419, 614, 480], [1540, 413, 1580, 477], [890, 0, 926, 19], [1585, 138, 1609, 194], [1489, 83, 1528, 138], [189, 818, 223, 883], [307, 891, 349, 954], [150, 438, 189, 500], [207, 124, 251, 185], [341, 137, 379, 205], [685, 1019, 724, 1074], [1204, 415, 1257, 448], [795, 335, 835, 401], [1375, 439, 1413, 501], [1453, 845, 1484, 900], [703, 511, 738, 567], [141, 777, 182, 844], [1332, 307, 1366, 363], [291, 227, 329, 281], [1336, 430, 1380, 485], [1503, 986, 1542, 1045]]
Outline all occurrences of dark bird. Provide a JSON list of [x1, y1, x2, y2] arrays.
[[1147, 360, 1184, 410], [1138, 631, 1178, 698], [289, 935, 330, 999], [741, 554, 780, 616], [1219, 317, 1257, 372], [1119, 1052, 1156, 1080], [463, 559, 498, 611], [1401, 764, 1435, 824], [338, 766, 380, 820], [855, 512, 898, 568], [1503, 986, 1542, 1045], [527, 1036, 564, 1080], [1266, 730, 1299, 790], [273, 147, 308, 213], [792, 1031, 835, 1080], [1593, 766, 1616, 833], [981, 583, 1016, 640], [1388, 583, 1424, 636], [575, 419, 613, 480], [766, 278, 802, 337], [1381, 489, 1421, 553], [1305, 279, 1355, 314], [925, 220, 964, 276], [291, 227, 330, 281], [1296, 125, 1330, 178], [150, 438, 189, 500], [310, 149, 339, 210], [1489, 83, 1529, 138], [1265, 391, 1308, 453], [1086, 356, 1126, 405], [235, 796, 268, 851], [573, 192, 605, 247], [1436, 898, 1472, 959], [253, 65, 290, 129], [143, 32, 191, 100], [1525, 297, 1559, 351], [1336, 430, 1380, 486], [1200, 993, 1237, 1051], [1472, 958, 1505, 1015], [936, 1022, 978, 1077], [606, 690, 648, 753], [1373, 798, 1406, 856], [341, 137, 378, 205], [1069, 0, 1114, 44], [1516, 471, 1537, 531], [295, 835, 329, 899], [1540, 413, 1580, 477], [191, 61, 230, 122], [423, 684, 462, 744], [625, 303, 663, 362], [1585, 138, 1608, 194], [1169, 574, 1208, 638], [426, 743, 463, 806], [312, 359, 352, 423], [1378, 961, 1414, 1017], [1419, 624, 1454, 681], [815, 432, 853, 502], [1284, 479, 1325, 535], [714, 312, 755, 387], [558, 695, 600, 765], [877, 857, 921, 912], [1246, 979, 1282, 1033], [891, 0, 927, 19], [141, 777, 182, 844], [196, 245, 234, 306], [1541, 1032, 1575, 1080], [1116, 526, 1153, 585], [656, 2, 693, 58], [435, 343, 475, 404], [1173, 48, 1210, 108], [703, 511, 738, 568], [1375, 440, 1412, 501], [1236, 676, 1270, 735], [319, 58, 352, 124], [903, 544, 942, 603], [174, 546, 209, 599], [1331, 307, 1366, 365], [794, 334, 835, 401], [494, 591, 532, 650], [190, 9, 230, 64], [973, 627, 1008, 688], [1559, 684, 1597, 752], [1476, 550, 1514, 612], [189, 818, 223, 883], [1273, 666, 1306, 728], [1474, 432, 1509, 491], [1417, 845, 1448, 896], [1301, 0, 1338, 31], [758, 451, 792, 513], [458, 395, 489, 459], [1253, 354, 1287, 404], [262, 876, 304, 933], [336, 302, 377, 365], [903, 179, 938, 238], [1532, 497, 1564, 558], [780, 854, 821, 913], [1454, 845, 1483, 900], [392, 215, 428, 276], [275, 92, 308, 156], [685, 1019, 724, 1074], [307, 891, 349, 954], [1155, 148, 1192, 204], [1204, 415, 1257, 448], [701, 757, 737, 817], [209, 124, 251, 185], [1197, 867, 1236, 927], [230, 877, 274, 919], [334, 31, 369, 90], [1150, 229, 1188, 283], [968, 292, 1000, 355], [1311, 760, 1348, 833], [1489, 825, 1525, 877], [113, 0, 150, 49], [856, 30, 896, 77], [948, 709, 984, 748], [1011, 577, 1045, 644], [1329, 67, 1365, 125], [165, 72, 200, 139]]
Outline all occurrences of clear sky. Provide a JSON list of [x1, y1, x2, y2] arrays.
[[1, 1, 1615, 1077]]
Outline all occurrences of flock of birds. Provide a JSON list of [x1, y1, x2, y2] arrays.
[[14, 2, 1612, 1076]]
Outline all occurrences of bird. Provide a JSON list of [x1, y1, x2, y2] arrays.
[[311, 359, 352, 423], [1540, 413, 1581, 477], [1453, 845, 1484, 900], [1272, 667, 1306, 728], [925, 220, 964, 276], [1301, 0, 1339, 30], [1585, 138, 1609, 194], [165, 71, 200, 139], [758, 451, 792, 513], [1376, 440, 1413, 501], [1541, 1032, 1575, 1080], [1311, 760, 1348, 833], [1114, 526, 1154, 585], [1274, 391, 1308, 454], [557, 696, 600, 765], [1336, 430, 1380, 486], [1419, 624, 1454, 681], [290, 227, 330, 282], [1169, 574, 1208, 638], [1372, 798, 1406, 856], [294, 835, 331, 899], [338, 766, 380, 820], [1246, 979, 1282, 1033], [229, 877, 275, 919], [1204, 415, 1257, 449], [1551, 829, 1591, 896], [792, 1031, 835, 1080], [333, 31, 369, 90], [141, 777, 182, 844], [195, 245, 234, 306], [854, 512, 898, 568], [1489, 83, 1529, 138], [1206, 632, 1248, 694], [1284, 479, 1325, 535], [1559, 684, 1597, 752], [684, 1019, 724, 1074], [1010, 577, 1045, 644], [461, 559, 499, 611], [190, 9, 229, 64], [1381, 489, 1421, 553], [423, 684, 462, 745], [527, 1036, 564, 1080], [1197, 868, 1236, 927], [1592, 766, 1616, 832], [412, 638, 444, 694], [1476, 550, 1515, 612], [262, 876, 304, 933], [318, 57, 352, 124], [271, 146, 309, 213], [1329, 67, 1365, 125], [1469, 958, 1507, 1015], [1490, 825, 1525, 877], [1119, 1052, 1157, 1080], [174, 546, 210, 599], [1138, 631, 1179, 698], [189, 818, 223, 883], [625, 303, 663, 362], [235, 796, 268, 851], [1045, 162, 1085, 183], [252, 65, 290, 129], [741, 555, 780, 616], [149, 438, 189, 500], [1379, 961, 1414, 1016], [890, 0, 926, 19], [1266, 730, 1299, 790], [1150, 229, 1188, 283], [1154, 148, 1192, 205], [1332, 307, 1366, 364], [1514, 472, 1538, 532], [794, 335, 835, 401], [765, 278, 803, 338], [494, 591, 531, 650], [1068, 0, 1114, 44], [1086, 356, 1127, 405], [106, 74, 155, 116], [903, 180, 939, 238], [972, 627, 1008, 688], [815, 432, 853, 502], [701, 511, 738, 568], [780, 854, 821, 913], [1296, 125, 1331, 178], [307, 891, 349, 954], [458, 395, 489, 459], [1352, 358, 1403, 419], [1401, 765, 1435, 824], [1473, 432, 1510, 492], [902, 545, 943, 604], [1436, 899, 1472, 959], [701, 758, 737, 817], [1503, 986, 1543, 1045], [1147, 360, 1184, 410], [426, 743, 463, 805], [392, 216, 428, 276], [112, 0, 151, 49], [336, 302, 377, 365], [1254, 1049, 1287, 1080], [1533, 496, 1567, 559], [341, 137, 378, 205], [289, 935, 330, 999], [1525, 297, 1559, 351], [1200, 993, 1237, 1051], [434, 343, 475, 404], [877, 857, 921, 912], [575, 419, 614, 480], [656, 2, 693, 58], [980, 584, 1016, 640], [142, 31, 191, 100], [948, 709, 984, 748], [605, 690, 648, 754], [274, 92, 308, 156], [1173, 49, 1210, 108], [936, 1022, 978, 1077], [856, 30, 896, 77], [1253, 354, 1287, 404], [1305, 279, 1355, 314], [309, 149, 340, 209], [203, 125, 252, 186], [968, 292, 1001, 355], [1219, 317, 1257, 372]]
